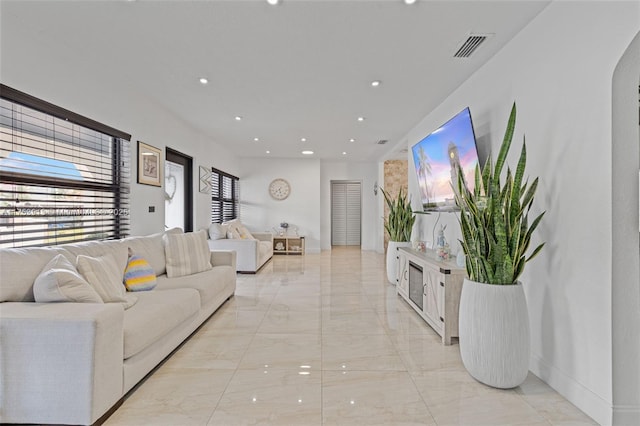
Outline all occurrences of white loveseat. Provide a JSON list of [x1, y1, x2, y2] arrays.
[[207, 219, 273, 273], [0, 229, 236, 425]]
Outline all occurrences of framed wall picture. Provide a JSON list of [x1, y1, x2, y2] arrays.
[[199, 165, 212, 193], [137, 141, 162, 187]]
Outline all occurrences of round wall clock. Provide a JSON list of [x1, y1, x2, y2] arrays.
[[269, 178, 291, 200]]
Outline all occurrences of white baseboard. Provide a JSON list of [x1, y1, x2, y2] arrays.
[[613, 405, 640, 425], [305, 248, 321, 254], [530, 353, 611, 425]]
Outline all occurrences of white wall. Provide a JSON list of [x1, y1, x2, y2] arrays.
[[0, 29, 239, 237], [320, 161, 380, 251], [239, 157, 321, 253], [401, 2, 639, 424], [611, 31, 640, 426], [237, 158, 379, 253]]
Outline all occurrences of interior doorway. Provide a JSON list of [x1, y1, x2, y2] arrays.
[[331, 180, 361, 246], [164, 148, 193, 232]]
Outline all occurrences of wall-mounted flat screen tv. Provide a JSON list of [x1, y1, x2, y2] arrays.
[[411, 107, 479, 212]]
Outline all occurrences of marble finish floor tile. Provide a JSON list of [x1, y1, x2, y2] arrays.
[[207, 368, 322, 425], [163, 333, 253, 370], [321, 309, 388, 335], [108, 248, 596, 426], [269, 293, 323, 311], [198, 308, 267, 336], [322, 370, 436, 425], [105, 368, 234, 426], [322, 333, 406, 371], [515, 373, 598, 425], [258, 308, 322, 334], [391, 334, 464, 372], [378, 304, 445, 337], [237, 333, 322, 370]]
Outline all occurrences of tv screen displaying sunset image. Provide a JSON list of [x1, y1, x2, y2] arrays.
[[411, 107, 479, 211]]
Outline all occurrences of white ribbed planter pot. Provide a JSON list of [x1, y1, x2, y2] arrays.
[[459, 278, 530, 389], [386, 241, 412, 284]]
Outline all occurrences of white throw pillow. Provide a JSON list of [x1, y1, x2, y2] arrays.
[[77, 253, 137, 309], [209, 223, 229, 240], [164, 230, 212, 278], [223, 219, 254, 240], [237, 223, 254, 240], [33, 254, 103, 303], [227, 228, 242, 239]]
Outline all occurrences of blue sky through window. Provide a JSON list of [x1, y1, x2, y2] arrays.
[[0, 152, 83, 180]]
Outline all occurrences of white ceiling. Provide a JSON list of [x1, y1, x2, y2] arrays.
[[0, 0, 550, 162]]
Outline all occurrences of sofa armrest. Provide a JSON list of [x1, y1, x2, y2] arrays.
[[0, 302, 124, 425], [252, 232, 274, 243], [210, 249, 237, 270], [208, 239, 262, 272]]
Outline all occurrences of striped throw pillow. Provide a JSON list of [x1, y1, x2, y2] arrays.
[[124, 254, 157, 291], [77, 253, 137, 309], [164, 230, 212, 278]]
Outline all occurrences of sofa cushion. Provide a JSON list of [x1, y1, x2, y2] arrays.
[[237, 224, 254, 240], [224, 218, 254, 240], [123, 254, 157, 292], [0, 240, 127, 303], [0, 246, 67, 302], [258, 240, 272, 258], [120, 232, 167, 276], [155, 264, 235, 307], [60, 240, 129, 276], [122, 288, 200, 359], [227, 227, 242, 239], [33, 254, 103, 303], [164, 230, 212, 278], [77, 253, 136, 309], [208, 223, 229, 240]]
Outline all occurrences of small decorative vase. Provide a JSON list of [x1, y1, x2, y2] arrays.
[[458, 278, 530, 389], [386, 241, 412, 284]]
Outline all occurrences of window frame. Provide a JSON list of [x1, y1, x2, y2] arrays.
[[210, 167, 239, 224], [0, 84, 131, 248]]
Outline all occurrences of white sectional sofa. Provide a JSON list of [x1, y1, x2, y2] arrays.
[[207, 219, 273, 273], [0, 229, 236, 425]]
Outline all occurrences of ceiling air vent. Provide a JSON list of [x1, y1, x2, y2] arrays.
[[454, 34, 492, 58], [376, 139, 388, 145]]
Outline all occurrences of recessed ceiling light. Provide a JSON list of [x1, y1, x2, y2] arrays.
[[357, 117, 365, 122], [349, 138, 355, 142], [404, 0, 417, 4], [254, 137, 259, 142], [301, 150, 314, 155], [267, 0, 279, 5], [370, 80, 381, 87], [266, 150, 270, 154], [235, 116, 242, 121], [301, 137, 307, 142], [342, 152, 347, 155], [199, 78, 208, 84]]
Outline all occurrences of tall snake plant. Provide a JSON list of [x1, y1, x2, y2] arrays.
[[381, 187, 416, 242], [454, 103, 545, 284]]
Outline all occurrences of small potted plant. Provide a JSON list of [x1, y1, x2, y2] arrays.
[[380, 187, 420, 284], [454, 103, 545, 388]]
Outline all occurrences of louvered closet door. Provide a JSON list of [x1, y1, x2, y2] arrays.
[[331, 181, 361, 246], [345, 183, 361, 245], [331, 183, 347, 245]]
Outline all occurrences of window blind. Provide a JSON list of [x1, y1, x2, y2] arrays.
[[0, 85, 131, 248], [210, 168, 238, 224]]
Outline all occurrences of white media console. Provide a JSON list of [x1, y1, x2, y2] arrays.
[[396, 247, 466, 345]]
